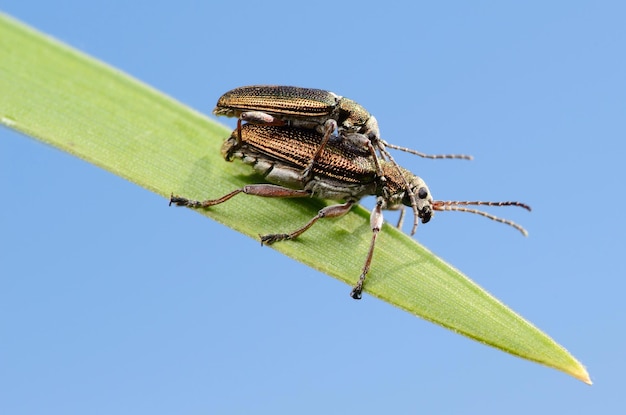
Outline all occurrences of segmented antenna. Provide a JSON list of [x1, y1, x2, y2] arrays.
[[373, 139, 474, 235], [383, 141, 473, 161], [375, 143, 421, 236], [432, 200, 531, 236]]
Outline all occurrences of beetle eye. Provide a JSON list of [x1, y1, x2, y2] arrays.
[[418, 187, 429, 199]]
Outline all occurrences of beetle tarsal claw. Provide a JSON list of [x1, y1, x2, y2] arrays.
[[350, 284, 363, 300], [260, 233, 290, 245]]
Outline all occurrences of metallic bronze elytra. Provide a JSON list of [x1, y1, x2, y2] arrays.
[[223, 124, 378, 185], [214, 85, 372, 133], [214, 85, 474, 236], [171, 124, 530, 299]]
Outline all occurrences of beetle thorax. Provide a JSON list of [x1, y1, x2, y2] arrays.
[[335, 97, 373, 134]]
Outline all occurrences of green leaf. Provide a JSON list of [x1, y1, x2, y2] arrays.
[[0, 13, 590, 384]]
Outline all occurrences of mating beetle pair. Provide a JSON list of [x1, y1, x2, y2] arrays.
[[214, 85, 473, 236], [170, 86, 530, 299]]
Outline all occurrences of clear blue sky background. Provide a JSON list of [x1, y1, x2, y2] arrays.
[[1, 1, 624, 413]]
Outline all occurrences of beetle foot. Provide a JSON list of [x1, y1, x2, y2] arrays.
[[260, 233, 290, 245]]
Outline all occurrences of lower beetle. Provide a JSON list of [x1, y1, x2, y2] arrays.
[[171, 124, 530, 299]]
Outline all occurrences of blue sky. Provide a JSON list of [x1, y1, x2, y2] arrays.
[[1, 1, 624, 413]]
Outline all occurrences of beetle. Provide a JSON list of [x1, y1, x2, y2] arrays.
[[170, 124, 530, 299], [214, 85, 374, 137], [214, 86, 477, 236]]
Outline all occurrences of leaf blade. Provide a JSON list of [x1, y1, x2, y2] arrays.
[[0, 13, 590, 384]]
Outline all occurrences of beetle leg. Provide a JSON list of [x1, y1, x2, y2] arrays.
[[350, 199, 384, 299], [260, 200, 355, 245], [363, 139, 388, 198], [169, 185, 310, 208], [343, 132, 389, 198], [395, 207, 406, 229], [301, 119, 338, 179], [240, 111, 286, 126], [237, 111, 287, 144]]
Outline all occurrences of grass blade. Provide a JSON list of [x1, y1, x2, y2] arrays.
[[0, 13, 590, 384]]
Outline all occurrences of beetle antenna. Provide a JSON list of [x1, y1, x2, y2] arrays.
[[382, 140, 473, 161], [373, 137, 473, 235], [432, 200, 531, 236], [376, 143, 420, 235]]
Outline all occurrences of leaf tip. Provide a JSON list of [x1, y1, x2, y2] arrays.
[[572, 365, 592, 385]]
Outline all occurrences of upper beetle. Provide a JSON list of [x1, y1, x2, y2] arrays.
[[213, 85, 380, 142]]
